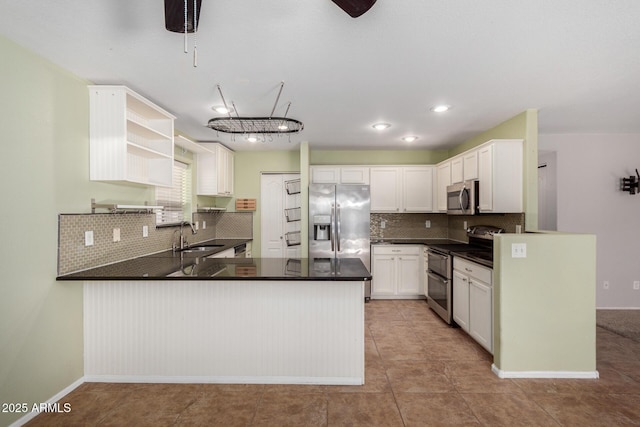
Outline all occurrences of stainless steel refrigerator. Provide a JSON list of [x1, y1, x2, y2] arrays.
[[309, 184, 371, 298]]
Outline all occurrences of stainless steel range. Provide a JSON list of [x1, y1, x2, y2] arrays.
[[426, 226, 503, 324]]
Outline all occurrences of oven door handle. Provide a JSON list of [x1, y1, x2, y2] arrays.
[[427, 271, 450, 284], [427, 249, 448, 261]]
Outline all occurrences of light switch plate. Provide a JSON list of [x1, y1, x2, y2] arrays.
[[84, 230, 94, 247], [203, 221, 206, 230], [142, 225, 149, 238], [195, 221, 199, 231], [113, 228, 121, 242], [381, 220, 386, 229], [511, 243, 526, 258]]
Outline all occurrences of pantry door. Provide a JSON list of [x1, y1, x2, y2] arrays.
[[260, 173, 300, 258]]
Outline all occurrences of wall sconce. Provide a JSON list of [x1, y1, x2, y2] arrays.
[[621, 169, 640, 194]]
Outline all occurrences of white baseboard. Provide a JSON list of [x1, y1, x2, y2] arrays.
[[491, 364, 599, 379], [8, 376, 86, 427], [83, 374, 364, 386]]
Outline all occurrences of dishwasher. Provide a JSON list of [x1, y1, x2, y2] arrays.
[[233, 243, 247, 258]]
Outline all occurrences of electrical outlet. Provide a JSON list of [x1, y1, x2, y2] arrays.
[[84, 230, 94, 247], [511, 243, 526, 258], [113, 228, 121, 242], [463, 221, 468, 230], [195, 221, 199, 231], [142, 225, 149, 238], [515, 225, 522, 234], [202, 221, 206, 230], [425, 220, 431, 228], [634, 281, 640, 290], [381, 220, 386, 229], [604, 281, 610, 290]]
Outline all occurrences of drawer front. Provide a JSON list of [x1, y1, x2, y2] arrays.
[[372, 245, 421, 256], [454, 257, 492, 284]]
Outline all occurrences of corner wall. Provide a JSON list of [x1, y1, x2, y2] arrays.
[[493, 232, 597, 376], [539, 133, 640, 308], [1, 34, 166, 426]]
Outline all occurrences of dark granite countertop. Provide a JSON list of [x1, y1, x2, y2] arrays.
[[57, 238, 371, 281], [371, 238, 465, 245]]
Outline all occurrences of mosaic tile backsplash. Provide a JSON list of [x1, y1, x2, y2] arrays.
[[58, 212, 252, 275], [371, 212, 525, 242]]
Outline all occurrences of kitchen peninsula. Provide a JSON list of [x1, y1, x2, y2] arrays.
[[58, 252, 371, 386]]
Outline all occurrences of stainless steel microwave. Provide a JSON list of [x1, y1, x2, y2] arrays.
[[446, 180, 479, 215]]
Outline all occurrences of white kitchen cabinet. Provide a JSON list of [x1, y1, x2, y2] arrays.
[[478, 139, 523, 213], [310, 166, 369, 184], [452, 269, 470, 331], [311, 166, 340, 183], [371, 245, 423, 299], [463, 150, 479, 181], [469, 279, 492, 351], [450, 156, 464, 184], [402, 166, 434, 212], [89, 85, 175, 187], [370, 167, 402, 212], [435, 161, 451, 212], [341, 167, 370, 184], [196, 143, 234, 197], [371, 166, 434, 213], [453, 257, 493, 353]]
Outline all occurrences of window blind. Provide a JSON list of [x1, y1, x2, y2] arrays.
[[156, 160, 191, 225]]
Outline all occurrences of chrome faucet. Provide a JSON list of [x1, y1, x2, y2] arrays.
[[174, 221, 198, 251]]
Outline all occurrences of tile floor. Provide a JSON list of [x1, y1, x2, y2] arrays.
[[26, 300, 640, 426]]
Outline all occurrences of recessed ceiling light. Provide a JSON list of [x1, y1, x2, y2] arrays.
[[212, 105, 234, 114], [402, 136, 418, 143], [372, 123, 391, 131], [431, 105, 451, 113]]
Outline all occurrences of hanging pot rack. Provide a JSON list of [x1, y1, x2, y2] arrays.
[[207, 82, 304, 136]]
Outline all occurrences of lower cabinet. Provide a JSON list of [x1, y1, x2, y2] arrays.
[[371, 245, 423, 299], [452, 257, 493, 353]]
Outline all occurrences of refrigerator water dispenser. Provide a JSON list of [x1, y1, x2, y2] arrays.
[[313, 215, 331, 240]]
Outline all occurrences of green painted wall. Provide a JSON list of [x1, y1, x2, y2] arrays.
[[449, 110, 539, 230], [229, 150, 300, 257], [0, 35, 161, 426], [494, 232, 596, 374], [310, 149, 449, 165]]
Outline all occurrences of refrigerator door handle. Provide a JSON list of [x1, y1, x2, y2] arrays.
[[336, 204, 342, 252], [330, 203, 335, 252]]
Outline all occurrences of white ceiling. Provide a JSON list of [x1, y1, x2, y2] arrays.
[[2, 1, 640, 152]]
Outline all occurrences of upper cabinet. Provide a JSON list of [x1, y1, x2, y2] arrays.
[[196, 143, 234, 197], [370, 166, 434, 213], [174, 135, 234, 197], [89, 85, 175, 187], [450, 150, 478, 184], [478, 139, 523, 213], [435, 161, 451, 212], [310, 166, 370, 184], [463, 150, 478, 181]]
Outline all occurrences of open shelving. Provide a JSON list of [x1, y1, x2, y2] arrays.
[[89, 85, 175, 187]]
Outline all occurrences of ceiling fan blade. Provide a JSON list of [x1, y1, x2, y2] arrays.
[[331, 0, 377, 18]]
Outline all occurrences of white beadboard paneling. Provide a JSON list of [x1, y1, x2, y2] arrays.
[[84, 280, 365, 384]]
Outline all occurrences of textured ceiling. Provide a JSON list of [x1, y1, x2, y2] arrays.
[[1, 0, 639, 151]]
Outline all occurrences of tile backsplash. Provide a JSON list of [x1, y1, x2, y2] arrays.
[[371, 212, 525, 242], [58, 212, 252, 275]]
